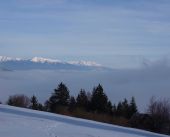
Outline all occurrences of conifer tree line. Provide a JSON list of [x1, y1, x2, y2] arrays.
[[4, 82, 170, 135], [31, 82, 137, 119], [6, 82, 138, 119]]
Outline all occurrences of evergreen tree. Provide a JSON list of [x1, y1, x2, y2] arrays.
[[76, 89, 88, 109], [90, 84, 108, 113], [48, 82, 70, 112], [112, 104, 117, 116], [122, 98, 129, 118], [129, 96, 138, 118], [37, 103, 44, 111], [116, 101, 123, 116], [30, 95, 39, 110], [106, 100, 113, 115], [86, 91, 92, 101], [68, 96, 76, 112], [86, 91, 92, 111], [44, 100, 50, 111]]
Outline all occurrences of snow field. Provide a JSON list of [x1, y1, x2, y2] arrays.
[[0, 105, 169, 137]]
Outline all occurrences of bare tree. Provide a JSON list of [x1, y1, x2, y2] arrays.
[[147, 97, 170, 133], [7, 94, 30, 108]]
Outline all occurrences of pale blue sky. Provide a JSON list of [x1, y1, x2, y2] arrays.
[[0, 0, 170, 68]]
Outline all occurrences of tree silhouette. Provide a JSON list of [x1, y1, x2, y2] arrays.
[[48, 82, 70, 112], [68, 96, 76, 112], [76, 89, 88, 109], [30, 95, 39, 110], [122, 98, 129, 118], [116, 101, 123, 116], [129, 96, 138, 118], [90, 84, 108, 113], [106, 100, 113, 115]]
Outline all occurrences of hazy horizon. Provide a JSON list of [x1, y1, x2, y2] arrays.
[[0, 0, 170, 68], [0, 57, 170, 112], [0, 0, 170, 112]]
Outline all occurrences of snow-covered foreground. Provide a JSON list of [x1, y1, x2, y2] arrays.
[[0, 105, 169, 137]]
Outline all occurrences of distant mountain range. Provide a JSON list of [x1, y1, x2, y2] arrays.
[[0, 56, 109, 71]]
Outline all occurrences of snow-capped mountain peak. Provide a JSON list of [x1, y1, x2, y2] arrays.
[[68, 61, 102, 67], [0, 56, 12, 62], [0, 56, 22, 62], [0, 56, 105, 70], [0, 56, 102, 67], [31, 57, 61, 64]]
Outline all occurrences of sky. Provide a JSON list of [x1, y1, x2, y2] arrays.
[[0, 0, 170, 68]]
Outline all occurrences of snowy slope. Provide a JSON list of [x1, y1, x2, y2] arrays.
[[0, 105, 169, 137]]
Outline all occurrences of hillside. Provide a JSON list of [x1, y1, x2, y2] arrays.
[[0, 105, 169, 137]]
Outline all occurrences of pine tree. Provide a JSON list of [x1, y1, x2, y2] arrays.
[[68, 96, 76, 112], [90, 84, 108, 113], [129, 96, 138, 118], [106, 100, 113, 115], [116, 101, 123, 116], [86, 91, 92, 111], [30, 95, 39, 110], [112, 104, 117, 116], [54, 82, 70, 105], [37, 103, 44, 111], [48, 82, 70, 112], [122, 98, 129, 118], [76, 89, 88, 109]]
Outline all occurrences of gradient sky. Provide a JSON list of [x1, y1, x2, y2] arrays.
[[0, 0, 170, 68]]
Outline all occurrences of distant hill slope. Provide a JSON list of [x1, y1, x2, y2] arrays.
[[0, 105, 168, 137]]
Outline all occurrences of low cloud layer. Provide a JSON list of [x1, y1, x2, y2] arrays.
[[0, 59, 170, 111]]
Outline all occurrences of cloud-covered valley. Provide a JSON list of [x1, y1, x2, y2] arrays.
[[0, 58, 170, 111]]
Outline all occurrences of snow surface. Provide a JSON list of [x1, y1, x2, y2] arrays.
[[0, 105, 169, 137]]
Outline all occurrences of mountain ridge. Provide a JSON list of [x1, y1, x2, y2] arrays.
[[0, 56, 101, 66], [0, 56, 109, 71]]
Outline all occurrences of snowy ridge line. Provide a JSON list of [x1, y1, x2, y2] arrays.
[[0, 105, 168, 137], [0, 56, 102, 67]]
